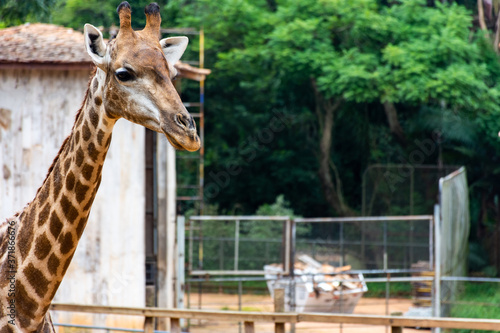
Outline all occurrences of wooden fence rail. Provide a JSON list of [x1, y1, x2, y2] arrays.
[[50, 303, 500, 333]]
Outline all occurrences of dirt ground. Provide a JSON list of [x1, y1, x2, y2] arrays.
[[184, 293, 425, 333]]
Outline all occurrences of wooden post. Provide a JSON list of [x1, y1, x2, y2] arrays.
[[244, 321, 255, 333], [391, 311, 403, 333], [171, 318, 181, 333], [391, 325, 403, 333], [274, 288, 285, 333], [144, 317, 154, 333]]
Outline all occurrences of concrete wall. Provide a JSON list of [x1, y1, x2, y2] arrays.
[[0, 68, 145, 328]]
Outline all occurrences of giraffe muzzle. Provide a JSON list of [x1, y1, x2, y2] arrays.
[[163, 112, 200, 151], [175, 113, 196, 132]]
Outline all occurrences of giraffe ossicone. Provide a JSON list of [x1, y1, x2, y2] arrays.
[[0, 2, 199, 331]]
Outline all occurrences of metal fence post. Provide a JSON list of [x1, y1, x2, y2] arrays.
[[235, 220, 240, 271], [433, 204, 442, 333]]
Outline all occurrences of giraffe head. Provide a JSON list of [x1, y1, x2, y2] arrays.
[[83, 1, 200, 151]]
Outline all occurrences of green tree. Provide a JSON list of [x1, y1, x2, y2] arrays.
[[177, 0, 500, 218], [0, 0, 56, 26]]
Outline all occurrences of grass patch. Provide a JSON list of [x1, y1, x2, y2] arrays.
[[364, 281, 412, 298], [449, 282, 500, 333]]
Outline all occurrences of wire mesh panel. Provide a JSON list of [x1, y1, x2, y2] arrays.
[[294, 217, 433, 271], [362, 164, 459, 216], [187, 216, 291, 275]]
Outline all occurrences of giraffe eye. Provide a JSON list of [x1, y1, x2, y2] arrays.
[[115, 68, 134, 82]]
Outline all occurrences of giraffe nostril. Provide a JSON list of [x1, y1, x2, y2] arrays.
[[176, 113, 195, 130]]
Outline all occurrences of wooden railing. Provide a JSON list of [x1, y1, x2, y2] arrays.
[[50, 302, 500, 333]]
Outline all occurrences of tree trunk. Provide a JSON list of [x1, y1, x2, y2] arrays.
[[311, 79, 356, 216], [382, 101, 407, 146], [494, 8, 500, 53], [478, 0, 490, 33]]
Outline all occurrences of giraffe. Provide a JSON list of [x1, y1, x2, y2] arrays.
[[0, 2, 200, 331]]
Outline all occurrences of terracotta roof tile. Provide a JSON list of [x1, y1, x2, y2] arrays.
[[0, 23, 89, 64], [0, 23, 210, 79]]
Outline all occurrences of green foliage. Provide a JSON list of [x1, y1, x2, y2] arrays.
[[0, 0, 56, 26], [241, 195, 310, 240], [52, 0, 116, 31]]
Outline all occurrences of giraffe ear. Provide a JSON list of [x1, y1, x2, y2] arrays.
[[84, 24, 107, 69], [160, 36, 188, 65]]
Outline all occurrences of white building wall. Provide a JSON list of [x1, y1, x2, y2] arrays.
[[0, 68, 145, 328]]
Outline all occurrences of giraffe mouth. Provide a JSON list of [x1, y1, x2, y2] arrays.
[[163, 130, 200, 152]]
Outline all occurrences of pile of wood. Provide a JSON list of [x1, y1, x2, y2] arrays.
[[267, 255, 365, 293]]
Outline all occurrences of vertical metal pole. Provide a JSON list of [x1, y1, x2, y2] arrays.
[[187, 218, 193, 330], [188, 220, 193, 272], [176, 216, 185, 327], [238, 280, 243, 333], [361, 221, 366, 268], [284, 219, 291, 274], [429, 217, 434, 270], [384, 220, 389, 333], [340, 222, 345, 267], [339, 221, 345, 321], [409, 220, 414, 268], [235, 220, 240, 271], [410, 165, 414, 215], [219, 238, 224, 293], [166, 141, 177, 324], [290, 219, 296, 333], [198, 28, 205, 215], [434, 204, 442, 333]]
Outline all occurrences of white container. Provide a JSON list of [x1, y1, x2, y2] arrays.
[[264, 265, 368, 313]]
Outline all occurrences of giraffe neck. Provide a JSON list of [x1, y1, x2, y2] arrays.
[[0, 69, 116, 331]]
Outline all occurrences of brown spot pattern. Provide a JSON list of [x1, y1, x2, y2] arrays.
[[75, 130, 81, 144], [15, 281, 37, 321], [18, 207, 36, 260], [64, 158, 71, 173], [49, 212, 63, 238], [23, 263, 50, 297], [75, 114, 83, 127], [89, 107, 99, 128], [38, 204, 51, 227], [94, 96, 102, 106], [38, 181, 50, 205], [66, 171, 76, 191], [52, 163, 63, 199], [75, 147, 85, 167], [92, 77, 98, 92], [82, 120, 91, 141], [82, 163, 94, 181], [97, 129, 105, 146], [75, 180, 90, 203], [76, 218, 87, 238], [87, 142, 99, 162], [59, 232, 74, 255], [47, 253, 60, 276], [61, 195, 79, 222], [34, 233, 51, 260]]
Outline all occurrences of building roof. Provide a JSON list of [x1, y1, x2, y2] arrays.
[[0, 23, 210, 80]]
